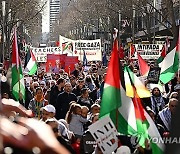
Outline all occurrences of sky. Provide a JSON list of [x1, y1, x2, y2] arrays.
[[42, 0, 50, 33]]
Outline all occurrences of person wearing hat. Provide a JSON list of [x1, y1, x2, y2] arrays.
[[41, 104, 56, 121], [142, 87, 168, 119]]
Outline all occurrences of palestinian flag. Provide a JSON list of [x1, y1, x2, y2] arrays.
[[159, 29, 180, 84], [137, 53, 150, 77], [130, 44, 136, 58], [157, 37, 170, 64], [24, 47, 37, 75], [119, 44, 125, 59], [100, 38, 164, 153], [124, 66, 150, 98], [11, 28, 25, 101]]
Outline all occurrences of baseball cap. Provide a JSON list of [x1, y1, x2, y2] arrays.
[[42, 105, 56, 113], [116, 146, 131, 154]]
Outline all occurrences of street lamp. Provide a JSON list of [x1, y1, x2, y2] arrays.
[[2, 1, 6, 62]]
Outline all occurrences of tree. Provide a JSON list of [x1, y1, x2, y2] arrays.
[[0, 0, 47, 61], [50, 0, 179, 46]]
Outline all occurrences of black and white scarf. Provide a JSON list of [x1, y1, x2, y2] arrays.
[[151, 96, 165, 115]]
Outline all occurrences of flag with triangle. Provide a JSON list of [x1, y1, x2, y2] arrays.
[[11, 28, 25, 101], [24, 47, 37, 75], [100, 37, 164, 154], [137, 53, 150, 76], [157, 37, 170, 64], [130, 44, 136, 58], [124, 66, 150, 98], [119, 44, 125, 59], [159, 29, 180, 84]]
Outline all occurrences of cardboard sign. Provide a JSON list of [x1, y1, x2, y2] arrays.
[[133, 44, 163, 59], [147, 67, 161, 84], [89, 116, 118, 154]]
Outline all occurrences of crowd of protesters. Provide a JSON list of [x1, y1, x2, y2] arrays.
[[0, 57, 180, 154]]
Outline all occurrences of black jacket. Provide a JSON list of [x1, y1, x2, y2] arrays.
[[55, 91, 77, 120], [72, 85, 85, 97], [50, 85, 63, 106]]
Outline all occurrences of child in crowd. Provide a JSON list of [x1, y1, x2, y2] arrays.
[[66, 103, 88, 139]]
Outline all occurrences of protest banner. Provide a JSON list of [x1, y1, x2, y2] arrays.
[[59, 35, 74, 56], [64, 56, 79, 75], [59, 35, 102, 61], [133, 44, 163, 59], [31, 47, 62, 62], [147, 67, 161, 84], [89, 116, 118, 154], [46, 54, 67, 73], [74, 39, 102, 61]]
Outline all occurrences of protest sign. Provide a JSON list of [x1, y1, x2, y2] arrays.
[[59, 35, 102, 61], [64, 56, 79, 74], [133, 44, 163, 59], [74, 39, 102, 61], [147, 67, 161, 84], [59, 35, 74, 56], [31, 47, 62, 62], [46, 54, 67, 73], [89, 116, 118, 154]]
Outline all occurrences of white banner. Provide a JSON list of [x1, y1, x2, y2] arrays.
[[59, 35, 74, 56], [59, 35, 102, 61], [31, 47, 61, 62], [74, 39, 102, 61], [133, 44, 163, 59], [89, 116, 118, 154]]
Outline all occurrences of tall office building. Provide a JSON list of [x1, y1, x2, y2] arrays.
[[50, 0, 60, 33]]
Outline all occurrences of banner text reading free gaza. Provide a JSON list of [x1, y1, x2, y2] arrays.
[[59, 35, 102, 61], [132, 44, 163, 59]]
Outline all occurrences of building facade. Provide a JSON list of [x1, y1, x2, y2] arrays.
[[50, 0, 60, 33]]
